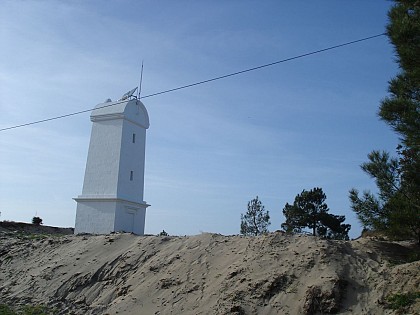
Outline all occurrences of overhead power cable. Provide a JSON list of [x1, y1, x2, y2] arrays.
[[0, 33, 386, 132]]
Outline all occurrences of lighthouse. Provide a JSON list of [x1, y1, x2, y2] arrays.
[[74, 91, 150, 235]]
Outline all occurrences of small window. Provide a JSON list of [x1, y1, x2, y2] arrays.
[[130, 171, 134, 181], [132, 133, 136, 143]]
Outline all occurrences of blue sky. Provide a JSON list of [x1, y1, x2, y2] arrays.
[[0, 1, 399, 238]]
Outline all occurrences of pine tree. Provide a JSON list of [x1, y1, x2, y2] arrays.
[[240, 196, 270, 236], [380, 0, 419, 212], [350, 0, 419, 243], [282, 188, 350, 240]]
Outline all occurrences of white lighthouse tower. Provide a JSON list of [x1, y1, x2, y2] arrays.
[[74, 91, 150, 235]]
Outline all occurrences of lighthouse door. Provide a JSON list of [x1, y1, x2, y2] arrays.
[[128, 212, 134, 232], [123, 207, 137, 233]]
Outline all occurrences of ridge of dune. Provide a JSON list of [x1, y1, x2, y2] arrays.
[[0, 232, 418, 314]]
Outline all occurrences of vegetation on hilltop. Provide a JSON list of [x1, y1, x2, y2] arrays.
[[282, 187, 351, 240], [349, 0, 419, 244], [240, 196, 271, 236]]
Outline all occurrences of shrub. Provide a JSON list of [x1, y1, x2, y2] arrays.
[[386, 292, 420, 311], [32, 217, 43, 225]]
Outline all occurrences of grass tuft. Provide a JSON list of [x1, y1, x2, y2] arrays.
[[386, 292, 420, 311], [0, 304, 57, 315]]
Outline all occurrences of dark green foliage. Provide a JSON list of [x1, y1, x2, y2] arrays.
[[381, 0, 419, 145], [21, 305, 54, 315], [282, 188, 350, 240], [317, 213, 351, 241], [349, 188, 387, 232], [240, 196, 270, 236], [350, 152, 420, 242], [282, 188, 329, 236], [349, 151, 400, 232], [360, 151, 400, 202], [0, 304, 15, 315], [380, 0, 420, 214], [386, 292, 420, 311], [0, 304, 56, 315], [31, 216, 42, 225], [383, 0, 420, 212], [350, 1, 420, 243]]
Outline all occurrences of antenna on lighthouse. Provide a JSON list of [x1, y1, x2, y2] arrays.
[[138, 60, 144, 99], [119, 87, 137, 100]]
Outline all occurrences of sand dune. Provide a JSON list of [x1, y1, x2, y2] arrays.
[[0, 231, 418, 314]]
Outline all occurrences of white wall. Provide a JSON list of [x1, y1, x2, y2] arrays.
[[117, 121, 147, 203], [114, 202, 147, 235], [74, 200, 116, 234], [81, 119, 123, 197], [74, 99, 150, 235]]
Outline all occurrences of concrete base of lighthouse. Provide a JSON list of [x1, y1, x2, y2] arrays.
[[74, 197, 149, 235]]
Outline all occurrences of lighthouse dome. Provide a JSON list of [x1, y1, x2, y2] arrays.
[[90, 99, 149, 129]]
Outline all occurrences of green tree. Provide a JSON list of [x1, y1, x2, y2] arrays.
[[380, 0, 419, 210], [282, 187, 350, 240], [349, 152, 419, 242], [240, 196, 270, 236], [350, 0, 419, 243], [32, 216, 43, 225]]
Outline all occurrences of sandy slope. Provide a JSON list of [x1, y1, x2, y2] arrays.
[[0, 232, 418, 314]]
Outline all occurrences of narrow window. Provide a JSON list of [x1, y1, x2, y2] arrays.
[[130, 171, 134, 181], [132, 133, 136, 143]]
